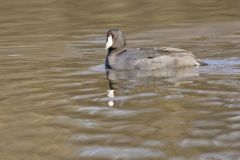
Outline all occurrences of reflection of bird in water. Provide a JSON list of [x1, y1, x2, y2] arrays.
[[106, 67, 200, 107], [107, 67, 199, 89], [107, 90, 115, 107]]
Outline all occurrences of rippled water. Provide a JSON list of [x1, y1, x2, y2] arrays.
[[0, 0, 240, 160]]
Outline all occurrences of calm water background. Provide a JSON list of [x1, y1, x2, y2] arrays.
[[0, 0, 240, 160]]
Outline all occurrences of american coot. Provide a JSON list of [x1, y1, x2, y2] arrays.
[[105, 29, 206, 70]]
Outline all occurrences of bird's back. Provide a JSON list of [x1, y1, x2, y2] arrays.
[[109, 47, 202, 70]]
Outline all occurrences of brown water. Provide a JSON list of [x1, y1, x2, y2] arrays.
[[0, 0, 240, 160]]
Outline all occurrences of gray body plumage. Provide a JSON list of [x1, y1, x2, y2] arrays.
[[105, 29, 205, 70]]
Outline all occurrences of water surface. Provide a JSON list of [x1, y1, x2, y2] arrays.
[[0, 0, 240, 160]]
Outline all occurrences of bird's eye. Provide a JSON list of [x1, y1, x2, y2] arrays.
[[107, 32, 114, 39]]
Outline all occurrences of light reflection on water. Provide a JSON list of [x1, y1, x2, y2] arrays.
[[0, 0, 240, 160]]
